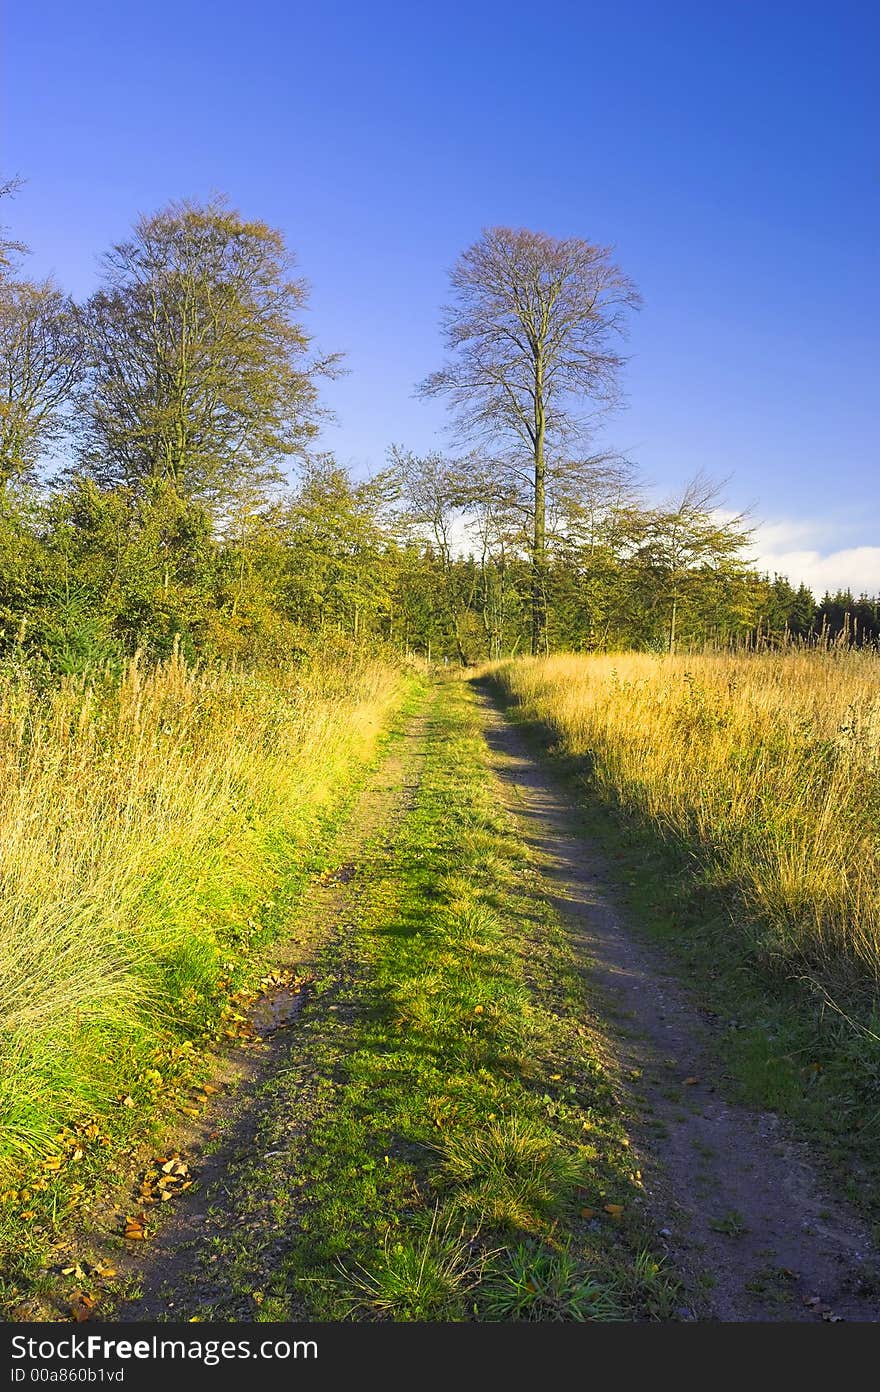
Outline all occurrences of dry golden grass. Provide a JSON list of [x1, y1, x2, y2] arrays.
[[0, 649, 404, 1166], [493, 650, 880, 982]]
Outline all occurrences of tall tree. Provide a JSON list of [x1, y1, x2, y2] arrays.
[[78, 197, 339, 515], [419, 226, 640, 653], [0, 180, 83, 488], [0, 278, 83, 488]]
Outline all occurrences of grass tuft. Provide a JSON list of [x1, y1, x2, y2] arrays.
[[339, 1211, 483, 1322], [440, 1116, 583, 1232], [480, 1241, 623, 1321]]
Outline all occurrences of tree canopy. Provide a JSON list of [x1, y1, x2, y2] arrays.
[[0, 190, 871, 671]]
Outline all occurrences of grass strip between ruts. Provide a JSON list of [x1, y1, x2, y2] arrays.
[[229, 677, 678, 1322]]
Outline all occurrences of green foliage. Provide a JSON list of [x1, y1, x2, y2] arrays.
[[271, 681, 658, 1321], [0, 192, 871, 668], [440, 1117, 585, 1232], [340, 1214, 480, 1321], [480, 1242, 623, 1321], [77, 197, 337, 512]]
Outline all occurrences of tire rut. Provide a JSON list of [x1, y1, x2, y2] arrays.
[[475, 683, 880, 1323], [105, 703, 430, 1321]]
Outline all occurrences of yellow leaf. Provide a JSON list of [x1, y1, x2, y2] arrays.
[[71, 1294, 96, 1322], [604, 1203, 625, 1217]]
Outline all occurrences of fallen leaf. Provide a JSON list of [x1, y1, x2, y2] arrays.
[[71, 1294, 95, 1322], [121, 1096, 135, 1109], [683, 1077, 699, 1087], [580, 1207, 597, 1219], [604, 1203, 625, 1217]]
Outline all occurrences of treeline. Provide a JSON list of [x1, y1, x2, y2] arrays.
[[0, 187, 875, 670]]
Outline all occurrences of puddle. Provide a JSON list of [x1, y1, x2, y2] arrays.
[[250, 985, 307, 1035]]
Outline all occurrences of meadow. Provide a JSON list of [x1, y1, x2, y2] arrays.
[[492, 649, 880, 989], [0, 649, 403, 1175], [5, 643, 880, 1320]]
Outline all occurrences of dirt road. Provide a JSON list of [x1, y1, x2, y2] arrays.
[[38, 678, 880, 1323], [475, 682, 880, 1321]]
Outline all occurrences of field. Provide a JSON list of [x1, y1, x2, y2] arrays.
[[4, 647, 880, 1323], [492, 649, 880, 988], [0, 650, 403, 1174]]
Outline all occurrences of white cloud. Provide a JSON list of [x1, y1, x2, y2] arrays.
[[749, 518, 880, 596]]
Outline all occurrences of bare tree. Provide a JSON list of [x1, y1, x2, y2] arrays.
[[419, 227, 640, 653], [0, 177, 83, 487], [0, 176, 27, 277], [0, 278, 83, 488]]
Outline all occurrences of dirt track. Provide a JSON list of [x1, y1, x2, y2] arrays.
[[42, 680, 880, 1324], [476, 683, 880, 1321]]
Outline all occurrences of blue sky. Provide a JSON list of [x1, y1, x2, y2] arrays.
[[5, 1, 878, 593]]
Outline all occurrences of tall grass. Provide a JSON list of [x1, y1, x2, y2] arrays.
[[0, 648, 403, 1170], [492, 650, 880, 984]]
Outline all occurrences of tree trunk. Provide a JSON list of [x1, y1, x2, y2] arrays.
[[531, 364, 548, 656]]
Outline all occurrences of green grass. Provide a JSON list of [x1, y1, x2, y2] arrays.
[[0, 659, 413, 1317], [178, 677, 678, 1321]]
